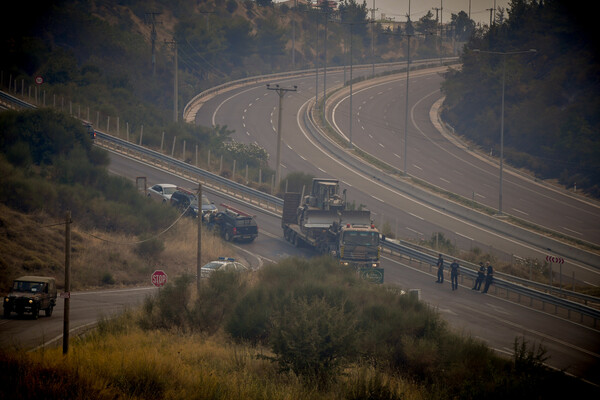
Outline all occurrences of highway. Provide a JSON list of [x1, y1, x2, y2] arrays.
[[1, 64, 598, 386], [193, 65, 600, 287], [1, 143, 598, 386]]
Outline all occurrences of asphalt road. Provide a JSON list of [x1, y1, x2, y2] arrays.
[[2, 64, 598, 387], [194, 65, 600, 286], [2, 150, 598, 387]]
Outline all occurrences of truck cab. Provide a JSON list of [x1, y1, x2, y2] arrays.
[[4, 276, 57, 319]]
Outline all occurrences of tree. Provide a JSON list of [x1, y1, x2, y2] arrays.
[[451, 11, 474, 42], [269, 296, 359, 388]]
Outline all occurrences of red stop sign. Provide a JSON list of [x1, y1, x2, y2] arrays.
[[151, 270, 168, 287]]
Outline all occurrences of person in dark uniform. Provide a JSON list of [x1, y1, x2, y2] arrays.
[[435, 254, 444, 283], [472, 262, 486, 290], [450, 259, 460, 290], [482, 262, 494, 293]]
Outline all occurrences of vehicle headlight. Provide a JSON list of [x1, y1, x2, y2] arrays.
[[4, 297, 8, 302], [28, 299, 33, 304]]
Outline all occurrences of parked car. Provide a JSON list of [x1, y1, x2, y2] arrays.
[[170, 187, 200, 217], [200, 257, 248, 278], [4, 276, 57, 319], [209, 203, 258, 242], [148, 183, 177, 203]]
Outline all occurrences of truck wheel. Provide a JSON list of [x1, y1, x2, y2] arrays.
[[45, 306, 53, 317], [292, 232, 299, 247], [3, 308, 10, 319]]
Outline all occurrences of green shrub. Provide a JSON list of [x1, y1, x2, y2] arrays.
[[138, 274, 193, 330], [101, 272, 115, 285], [269, 296, 359, 389], [135, 237, 165, 259], [192, 270, 248, 334]]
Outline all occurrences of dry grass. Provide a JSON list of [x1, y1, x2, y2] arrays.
[[0, 204, 243, 292], [10, 311, 423, 400]]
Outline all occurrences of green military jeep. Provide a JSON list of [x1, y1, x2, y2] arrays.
[[3, 276, 57, 319]]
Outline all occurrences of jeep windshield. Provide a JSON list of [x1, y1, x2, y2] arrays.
[[342, 231, 379, 246], [13, 281, 46, 293]]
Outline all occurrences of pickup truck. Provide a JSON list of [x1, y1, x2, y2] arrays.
[[3, 276, 57, 319], [209, 203, 258, 243]]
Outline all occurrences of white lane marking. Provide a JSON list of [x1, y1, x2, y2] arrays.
[[562, 226, 582, 236], [406, 227, 423, 235], [408, 212, 424, 220], [512, 208, 529, 216], [456, 231, 473, 241]]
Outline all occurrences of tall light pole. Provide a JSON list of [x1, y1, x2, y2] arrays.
[[267, 84, 297, 187], [472, 48, 537, 215], [335, 20, 367, 149]]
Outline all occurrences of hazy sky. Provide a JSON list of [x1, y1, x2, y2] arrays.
[[277, 1, 512, 26], [372, 0, 510, 25]]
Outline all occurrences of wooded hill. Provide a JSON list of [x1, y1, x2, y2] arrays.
[[441, 0, 599, 197], [2, 0, 597, 196], [1, 0, 460, 160]]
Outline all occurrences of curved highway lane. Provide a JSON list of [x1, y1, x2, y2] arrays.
[[194, 67, 600, 286]]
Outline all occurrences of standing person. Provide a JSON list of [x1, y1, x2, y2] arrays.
[[472, 262, 486, 290], [482, 261, 494, 293], [435, 254, 444, 283], [450, 259, 460, 290]]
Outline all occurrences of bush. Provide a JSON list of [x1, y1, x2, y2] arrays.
[[192, 270, 248, 334], [138, 274, 193, 330], [269, 296, 359, 389], [135, 237, 165, 259]]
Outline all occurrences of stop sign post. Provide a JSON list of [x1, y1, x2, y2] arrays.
[[151, 270, 168, 288]]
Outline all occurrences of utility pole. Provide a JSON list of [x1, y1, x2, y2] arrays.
[[267, 84, 297, 187], [370, 0, 377, 78], [292, 0, 297, 69], [62, 211, 71, 355], [145, 12, 161, 77], [197, 183, 202, 292], [165, 38, 178, 122], [323, 8, 329, 118], [334, 20, 367, 149]]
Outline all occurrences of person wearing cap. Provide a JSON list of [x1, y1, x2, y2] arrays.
[[450, 259, 460, 290], [435, 254, 444, 283], [472, 262, 486, 290], [482, 261, 494, 294]]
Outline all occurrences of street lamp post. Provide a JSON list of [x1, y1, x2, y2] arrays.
[[472, 48, 536, 215], [267, 84, 297, 188]]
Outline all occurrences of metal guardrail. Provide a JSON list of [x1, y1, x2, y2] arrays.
[[2, 66, 599, 326], [97, 132, 600, 325], [183, 57, 458, 123], [382, 239, 600, 323]]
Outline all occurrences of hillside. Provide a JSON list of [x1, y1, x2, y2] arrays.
[[0, 109, 242, 292], [441, 0, 600, 196]]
